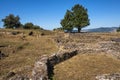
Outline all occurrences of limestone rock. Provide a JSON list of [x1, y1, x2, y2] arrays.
[[10, 74, 29, 80], [96, 73, 120, 80], [32, 55, 48, 80]]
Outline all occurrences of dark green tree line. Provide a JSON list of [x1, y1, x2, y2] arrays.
[[2, 14, 43, 30], [23, 22, 43, 30]]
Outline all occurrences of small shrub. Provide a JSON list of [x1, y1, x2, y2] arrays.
[[41, 32, 45, 36], [0, 51, 8, 59], [29, 31, 33, 36], [117, 28, 120, 32], [17, 45, 24, 50], [17, 42, 29, 51]]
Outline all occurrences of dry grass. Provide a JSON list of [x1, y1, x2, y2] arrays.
[[53, 32, 120, 80], [0, 29, 58, 79], [0, 29, 120, 80], [54, 53, 120, 80]]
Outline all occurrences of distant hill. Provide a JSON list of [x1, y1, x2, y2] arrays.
[[82, 27, 118, 32]]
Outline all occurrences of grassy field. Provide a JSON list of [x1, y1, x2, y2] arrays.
[[0, 29, 120, 80], [54, 53, 120, 80], [53, 32, 120, 80], [0, 29, 58, 79]]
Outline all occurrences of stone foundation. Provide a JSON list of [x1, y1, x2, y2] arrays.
[[32, 50, 78, 80]]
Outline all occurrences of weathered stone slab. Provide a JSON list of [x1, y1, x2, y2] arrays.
[[96, 73, 120, 80], [112, 38, 120, 42]]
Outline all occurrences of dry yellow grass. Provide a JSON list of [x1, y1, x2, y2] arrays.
[[0, 29, 58, 79], [53, 32, 120, 80], [54, 53, 120, 80], [0, 29, 120, 80]]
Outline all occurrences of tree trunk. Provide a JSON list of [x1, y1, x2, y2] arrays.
[[78, 27, 81, 33]]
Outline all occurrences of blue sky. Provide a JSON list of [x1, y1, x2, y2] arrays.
[[0, 0, 120, 30]]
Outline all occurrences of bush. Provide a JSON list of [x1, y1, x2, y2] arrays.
[[23, 22, 43, 30], [53, 27, 63, 31], [23, 23, 34, 29], [40, 32, 45, 36], [117, 27, 120, 32], [29, 31, 33, 36]]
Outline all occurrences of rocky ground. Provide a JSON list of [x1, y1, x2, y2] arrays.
[[0, 29, 120, 80], [54, 33, 120, 59], [54, 32, 120, 80], [0, 29, 58, 80]]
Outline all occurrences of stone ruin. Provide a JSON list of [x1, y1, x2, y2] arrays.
[[2, 33, 120, 80], [32, 50, 78, 80], [5, 50, 78, 80], [31, 33, 120, 80], [32, 55, 48, 80], [96, 73, 120, 80]]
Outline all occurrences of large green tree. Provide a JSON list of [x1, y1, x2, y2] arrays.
[[61, 10, 73, 32], [61, 4, 90, 32], [72, 4, 90, 32], [2, 14, 21, 29]]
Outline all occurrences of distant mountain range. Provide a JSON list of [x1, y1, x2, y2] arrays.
[[82, 27, 118, 32]]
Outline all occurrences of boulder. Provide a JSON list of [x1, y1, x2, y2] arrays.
[[11, 31, 20, 35], [112, 38, 120, 42]]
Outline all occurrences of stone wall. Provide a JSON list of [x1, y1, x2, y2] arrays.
[[32, 55, 49, 80], [48, 50, 78, 66], [32, 50, 78, 80], [5, 50, 77, 80]]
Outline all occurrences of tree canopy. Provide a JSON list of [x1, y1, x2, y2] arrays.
[[2, 14, 43, 30], [61, 10, 73, 32], [61, 4, 90, 32], [2, 14, 21, 29]]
